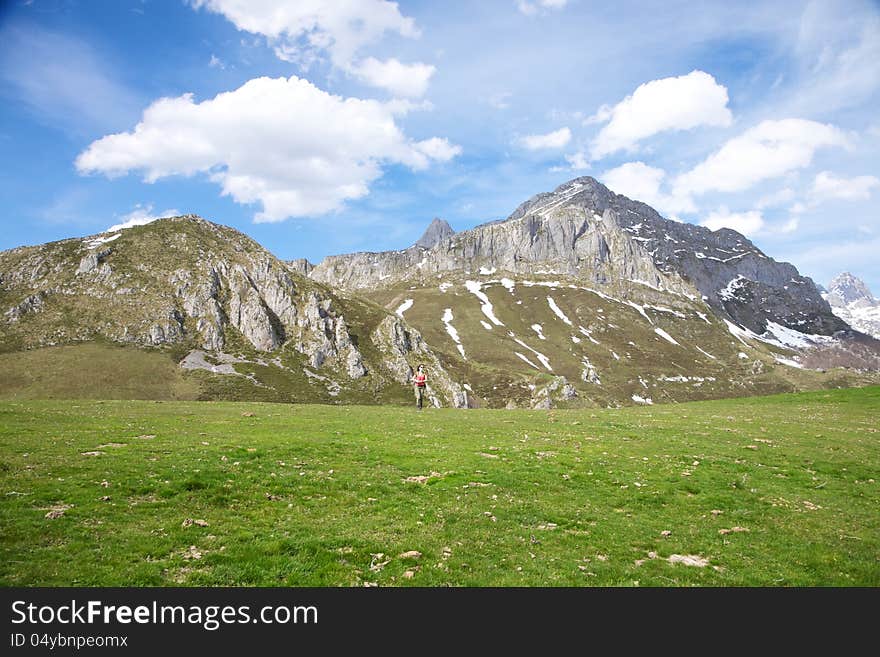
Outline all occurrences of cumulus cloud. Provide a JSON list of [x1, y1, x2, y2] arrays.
[[351, 57, 436, 98], [189, 0, 434, 96], [517, 0, 568, 15], [810, 170, 880, 203], [413, 137, 462, 161], [519, 127, 571, 150], [589, 70, 732, 160], [75, 75, 460, 222], [700, 207, 765, 236], [106, 204, 180, 232], [673, 119, 850, 197], [601, 161, 696, 217]]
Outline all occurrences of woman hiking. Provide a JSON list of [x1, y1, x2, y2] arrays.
[[412, 364, 428, 409]]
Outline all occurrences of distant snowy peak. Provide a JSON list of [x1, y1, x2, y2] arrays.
[[823, 272, 880, 340], [827, 272, 876, 306]]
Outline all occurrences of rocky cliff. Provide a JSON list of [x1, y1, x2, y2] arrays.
[[0, 215, 468, 406], [311, 177, 843, 336]]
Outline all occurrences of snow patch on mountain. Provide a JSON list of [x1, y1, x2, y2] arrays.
[[547, 296, 573, 326], [719, 275, 749, 302], [441, 308, 466, 359], [465, 280, 504, 326], [510, 332, 552, 371], [654, 327, 679, 345]]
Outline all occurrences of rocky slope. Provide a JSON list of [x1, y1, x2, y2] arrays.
[[822, 272, 880, 340], [312, 177, 843, 337], [0, 216, 467, 407]]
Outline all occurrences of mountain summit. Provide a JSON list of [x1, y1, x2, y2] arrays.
[[823, 272, 880, 339], [312, 176, 843, 337], [827, 272, 875, 305], [415, 218, 454, 249]]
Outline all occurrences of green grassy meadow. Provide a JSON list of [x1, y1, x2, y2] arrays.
[[1, 387, 878, 586]]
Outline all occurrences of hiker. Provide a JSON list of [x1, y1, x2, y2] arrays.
[[412, 364, 427, 409]]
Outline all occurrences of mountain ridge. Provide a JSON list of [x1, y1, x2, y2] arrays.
[[310, 176, 842, 337], [2, 178, 878, 408]]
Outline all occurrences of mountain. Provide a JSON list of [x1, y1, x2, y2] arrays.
[[823, 272, 880, 340], [415, 218, 455, 249], [311, 177, 844, 337], [2, 178, 878, 407], [0, 216, 466, 407]]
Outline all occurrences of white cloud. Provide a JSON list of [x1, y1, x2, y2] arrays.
[[75, 75, 459, 223], [601, 161, 696, 217], [589, 70, 732, 160], [519, 127, 571, 150], [209, 54, 225, 69], [351, 57, 436, 98], [778, 216, 800, 234], [565, 151, 590, 171], [811, 171, 880, 203], [412, 137, 462, 161], [674, 119, 850, 197], [189, 0, 434, 96], [517, 0, 568, 15], [106, 204, 180, 232], [190, 0, 418, 65], [700, 207, 765, 236]]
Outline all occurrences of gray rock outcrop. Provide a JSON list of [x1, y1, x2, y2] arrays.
[[531, 376, 578, 409], [76, 248, 112, 275], [372, 315, 467, 407], [287, 258, 314, 276], [415, 218, 455, 249]]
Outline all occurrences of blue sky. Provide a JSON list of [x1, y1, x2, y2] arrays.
[[1, 0, 878, 290]]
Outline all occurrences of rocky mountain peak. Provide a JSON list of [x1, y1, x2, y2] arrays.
[[828, 272, 874, 305], [310, 174, 845, 336], [415, 218, 455, 249], [823, 272, 880, 339], [505, 176, 613, 222]]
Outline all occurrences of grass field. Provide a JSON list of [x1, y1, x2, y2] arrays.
[[1, 387, 878, 586]]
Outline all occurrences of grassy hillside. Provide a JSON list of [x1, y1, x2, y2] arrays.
[[368, 276, 880, 407], [1, 387, 877, 586], [0, 341, 413, 406], [0, 342, 201, 401]]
